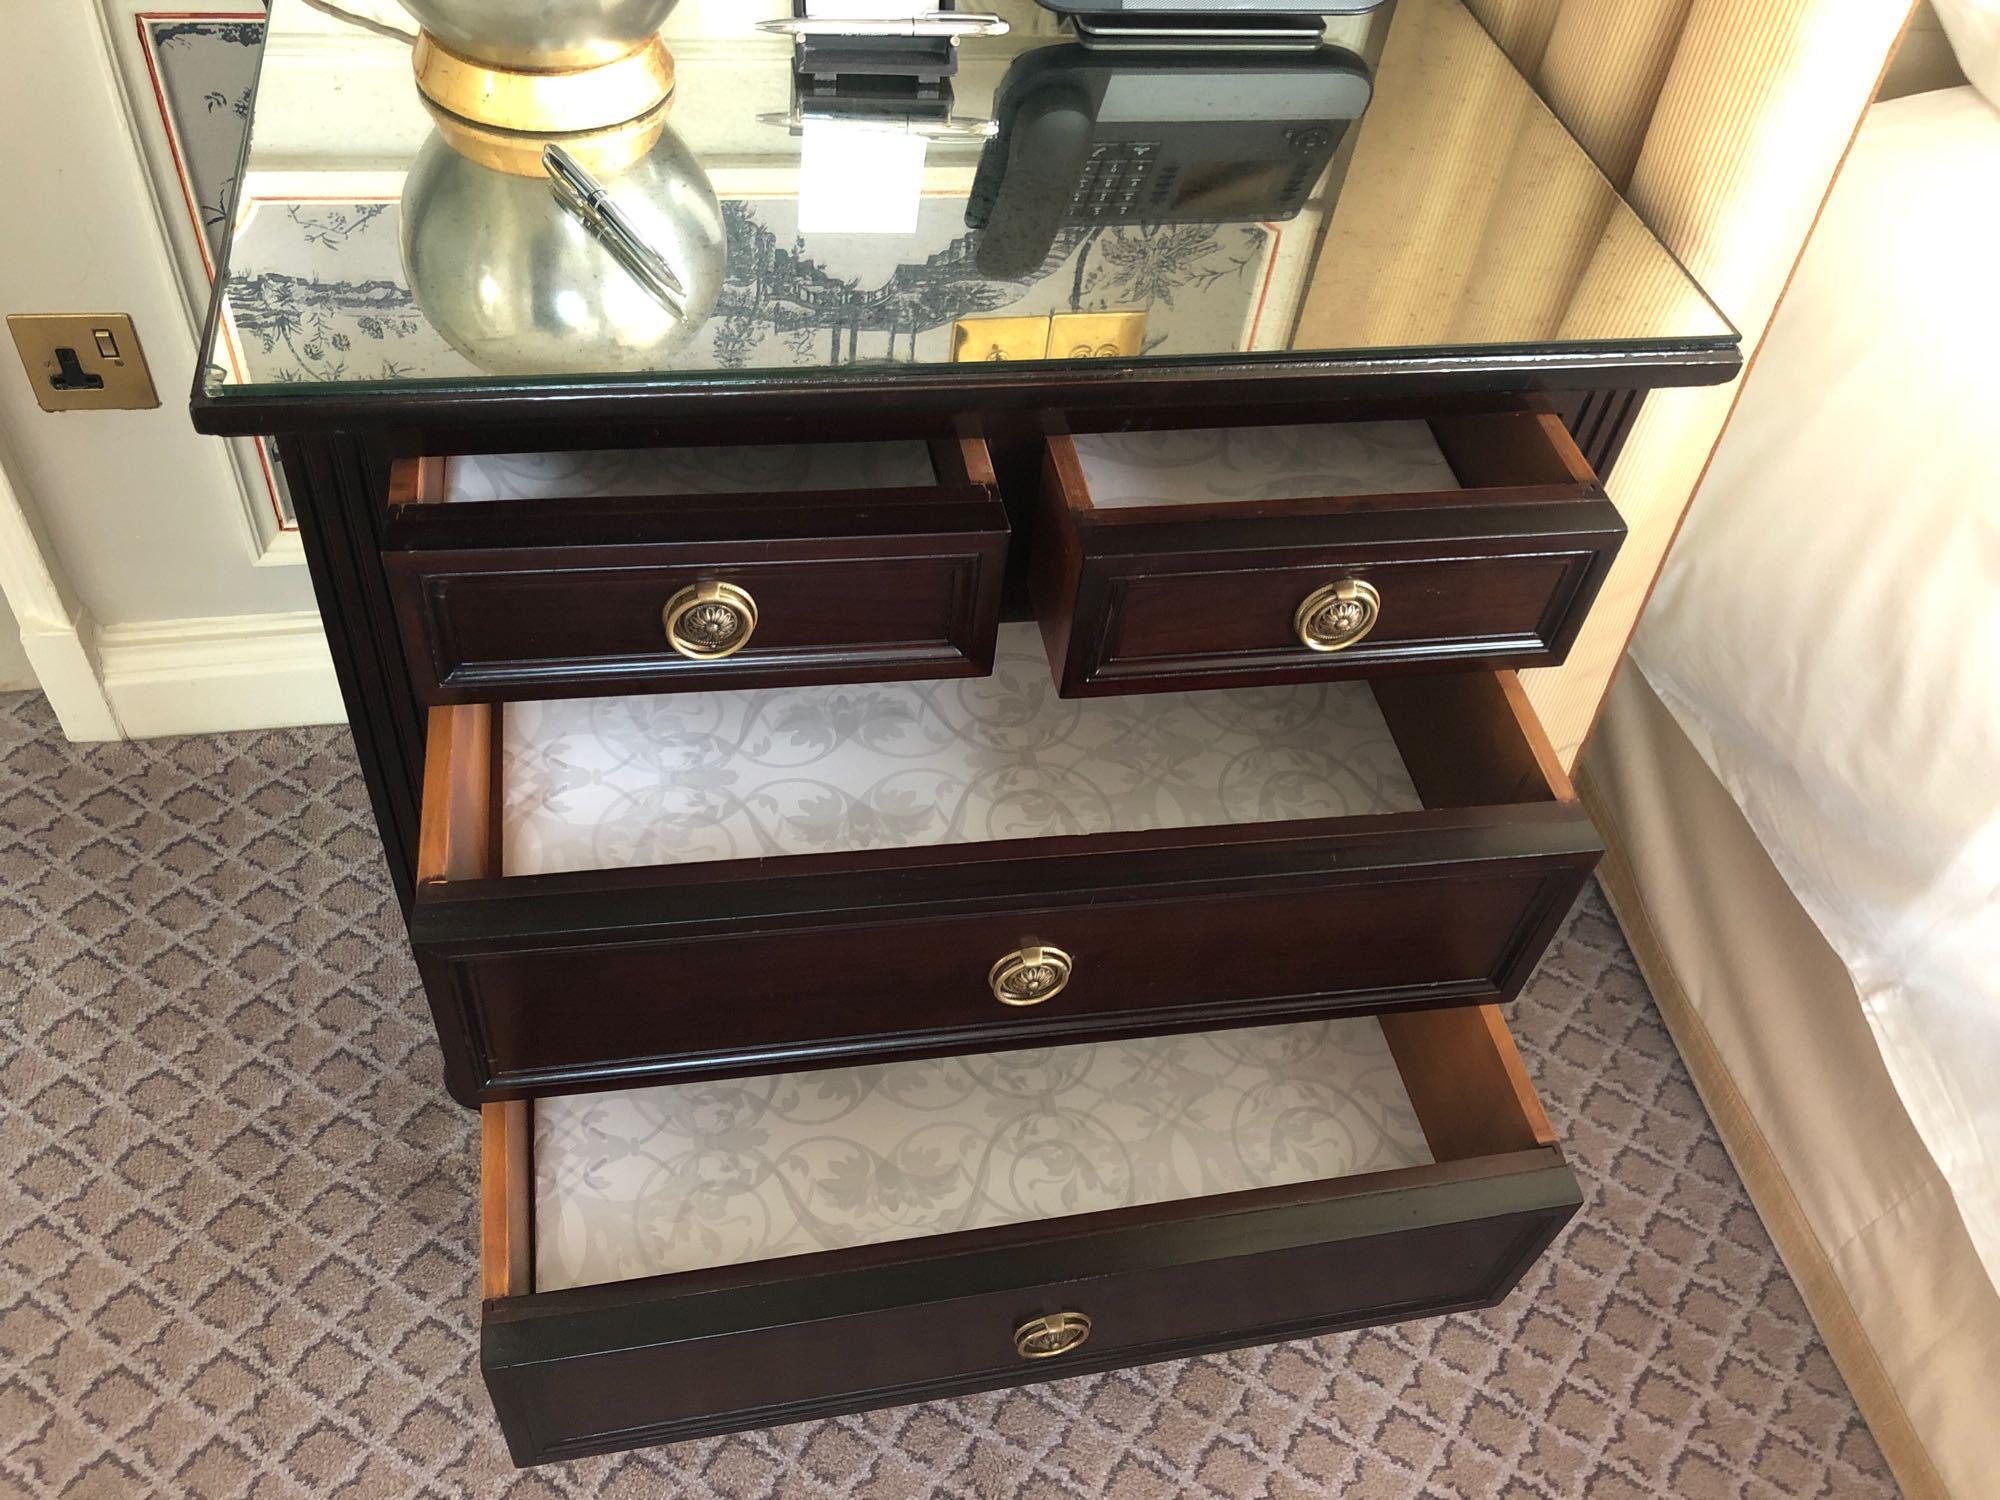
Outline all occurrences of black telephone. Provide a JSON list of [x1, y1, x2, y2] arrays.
[[965, 44, 1372, 279]]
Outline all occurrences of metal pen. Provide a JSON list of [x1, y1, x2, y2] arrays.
[[756, 12, 1010, 39], [542, 144, 688, 318], [758, 108, 999, 139]]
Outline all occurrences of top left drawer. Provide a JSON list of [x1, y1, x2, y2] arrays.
[[382, 435, 1009, 703]]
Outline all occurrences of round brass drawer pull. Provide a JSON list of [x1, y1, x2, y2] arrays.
[[1294, 578, 1381, 653], [1014, 1311, 1092, 1360], [989, 945, 1072, 1007], [664, 581, 757, 660]]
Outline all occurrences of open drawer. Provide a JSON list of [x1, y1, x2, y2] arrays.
[[1032, 409, 1624, 696], [478, 1005, 1581, 1465], [411, 623, 1600, 1104], [382, 435, 1009, 702]]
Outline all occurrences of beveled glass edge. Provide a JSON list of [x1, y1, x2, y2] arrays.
[[192, 330, 1743, 425]]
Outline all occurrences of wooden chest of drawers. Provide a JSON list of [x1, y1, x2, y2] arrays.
[[199, 353, 1729, 1479], [226, 380, 1704, 1465], [369, 408, 1613, 1457], [191, 0, 1746, 1466]]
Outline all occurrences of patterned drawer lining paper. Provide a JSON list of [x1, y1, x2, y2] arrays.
[[440, 440, 937, 502], [534, 1016, 1433, 1290], [1072, 420, 1461, 509], [501, 622, 1422, 876]]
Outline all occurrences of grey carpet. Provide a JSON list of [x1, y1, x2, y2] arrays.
[[0, 692, 1897, 1497]]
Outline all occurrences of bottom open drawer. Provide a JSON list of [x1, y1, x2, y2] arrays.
[[478, 1004, 1579, 1466]]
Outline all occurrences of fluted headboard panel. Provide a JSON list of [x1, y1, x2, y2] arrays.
[[1470, 0, 1692, 185], [1463, 0, 1915, 770]]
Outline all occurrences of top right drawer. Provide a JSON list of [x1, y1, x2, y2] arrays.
[[1031, 409, 1622, 697]]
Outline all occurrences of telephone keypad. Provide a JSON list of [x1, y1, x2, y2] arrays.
[[1073, 140, 1165, 220]]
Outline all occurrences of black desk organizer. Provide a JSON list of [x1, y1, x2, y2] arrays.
[[791, 0, 963, 85]]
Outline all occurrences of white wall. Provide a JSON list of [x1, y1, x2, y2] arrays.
[[0, 4, 340, 740], [0, 592, 33, 693]]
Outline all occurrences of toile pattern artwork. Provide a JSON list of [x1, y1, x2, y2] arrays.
[[140, 14, 298, 521], [221, 205, 445, 386], [219, 192, 1278, 385], [195, 1, 1278, 389], [141, 18, 263, 261], [143, 16, 436, 400], [701, 199, 1274, 372]]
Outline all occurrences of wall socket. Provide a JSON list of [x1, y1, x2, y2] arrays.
[[8, 314, 160, 412]]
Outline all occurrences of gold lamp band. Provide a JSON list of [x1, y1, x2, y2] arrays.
[[663, 582, 758, 661], [413, 31, 676, 137], [1294, 578, 1382, 653], [421, 93, 670, 178], [1014, 1312, 1093, 1360], [989, 945, 1073, 1007]]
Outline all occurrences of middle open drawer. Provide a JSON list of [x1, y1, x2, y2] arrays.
[[411, 623, 1599, 1105]]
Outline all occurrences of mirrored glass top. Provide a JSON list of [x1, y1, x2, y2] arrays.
[[198, 0, 1735, 403]]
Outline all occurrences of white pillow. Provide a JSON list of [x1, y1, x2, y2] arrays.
[[1933, 0, 2000, 106]]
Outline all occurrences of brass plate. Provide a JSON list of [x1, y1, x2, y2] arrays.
[[951, 313, 1149, 363], [1049, 311, 1147, 359], [951, 316, 1050, 363], [9, 314, 159, 413]]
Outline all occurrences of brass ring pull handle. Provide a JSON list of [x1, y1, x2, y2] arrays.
[[664, 582, 758, 660], [1014, 1311, 1093, 1360], [1294, 578, 1381, 653], [989, 945, 1073, 1007]]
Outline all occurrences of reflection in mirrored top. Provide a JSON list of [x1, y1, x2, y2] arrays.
[[199, 0, 1735, 399]]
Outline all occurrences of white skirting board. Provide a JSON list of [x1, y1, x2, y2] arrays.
[[0, 396, 339, 741], [0, 475, 339, 738], [90, 612, 344, 739]]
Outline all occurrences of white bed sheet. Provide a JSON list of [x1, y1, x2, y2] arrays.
[[1631, 88, 2000, 1290]]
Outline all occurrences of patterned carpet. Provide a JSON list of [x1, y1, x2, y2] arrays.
[[0, 691, 1898, 1498]]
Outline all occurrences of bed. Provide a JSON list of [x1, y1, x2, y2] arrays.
[[1581, 79, 2000, 1500]]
